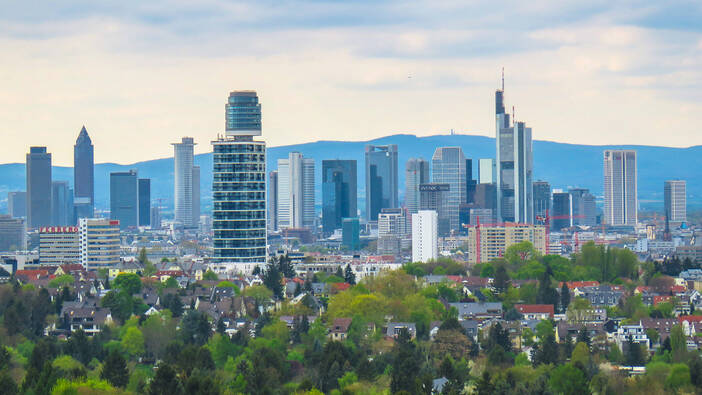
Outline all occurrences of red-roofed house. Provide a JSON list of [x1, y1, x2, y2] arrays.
[[332, 283, 351, 292], [634, 286, 651, 294], [671, 285, 687, 297], [679, 316, 702, 336], [16, 269, 50, 280], [515, 304, 554, 320], [654, 295, 673, 306], [559, 281, 600, 290]]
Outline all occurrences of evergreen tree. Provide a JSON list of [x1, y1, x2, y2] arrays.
[[493, 262, 510, 294], [626, 335, 645, 366], [263, 262, 283, 299], [335, 265, 343, 278], [576, 327, 591, 348], [149, 363, 184, 395], [180, 310, 212, 345], [560, 282, 571, 314], [344, 264, 356, 285], [537, 265, 558, 309], [390, 328, 422, 393], [216, 317, 226, 335], [100, 350, 129, 388]]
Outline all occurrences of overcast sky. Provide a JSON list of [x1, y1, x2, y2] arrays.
[[1, 0, 701, 165]]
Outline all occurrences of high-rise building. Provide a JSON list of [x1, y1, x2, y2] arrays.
[[365, 144, 398, 221], [478, 158, 496, 184], [172, 137, 197, 227], [405, 158, 429, 215], [342, 217, 360, 251], [51, 181, 74, 226], [79, 218, 120, 269], [39, 226, 79, 265], [377, 208, 407, 256], [495, 83, 534, 223], [603, 150, 637, 226], [150, 206, 161, 229], [569, 188, 596, 227], [664, 180, 686, 223], [551, 191, 572, 230], [212, 91, 267, 264], [322, 160, 357, 235], [0, 215, 26, 251], [192, 165, 200, 227], [420, 183, 451, 236], [277, 152, 315, 229], [432, 147, 466, 233], [110, 170, 138, 230], [26, 146, 52, 228], [138, 178, 151, 227], [8, 192, 26, 218], [74, 126, 94, 219], [464, 224, 546, 264], [268, 171, 278, 232], [474, 183, 497, 215], [533, 181, 551, 221], [412, 210, 438, 263], [466, 158, 477, 204]]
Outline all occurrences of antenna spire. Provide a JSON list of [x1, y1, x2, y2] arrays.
[[501, 67, 504, 91]]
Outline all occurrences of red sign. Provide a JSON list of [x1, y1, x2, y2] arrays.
[[40, 226, 78, 233]]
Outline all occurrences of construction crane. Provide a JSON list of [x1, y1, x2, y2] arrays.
[[535, 210, 585, 251]]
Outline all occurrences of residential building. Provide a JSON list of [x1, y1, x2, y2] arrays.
[[478, 158, 496, 184], [322, 160, 357, 235], [412, 210, 438, 263], [26, 146, 52, 228], [420, 183, 451, 236], [603, 149, 637, 226], [79, 218, 120, 269], [74, 126, 94, 219], [342, 217, 360, 251], [0, 215, 26, 251], [449, 302, 503, 321], [464, 224, 547, 264], [39, 226, 80, 265], [377, 208, 407, 256], [405, 158, 429, 215], [61, 306, 113, 336], [432, 147, 467, 233], [533, 181, 550, 221], [365, 144, 398, 221], [110, 170, 138, 230], [172, 137, 198, 227], [268, 170, 278, 232], [212, 91, 267, 264], [7, 192, 26, 218], [495, 84, 534, 223], [277, 152, 315, 229], [138, 178, 151, 227], [569, 188, 596, 226], [664, 180, 686, 223], [51, 181, 73, 226], [515, 304, 554, 320]]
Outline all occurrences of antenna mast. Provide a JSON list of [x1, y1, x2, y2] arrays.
[[501, 67, 504, 91]]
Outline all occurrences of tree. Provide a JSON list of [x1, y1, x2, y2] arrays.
[[571, 342, 590, 367], [138, 247, 149, 264], [242, 285, 274, 306], [149, 363, 184, 395], [390, 328, 423, 394], [560, 282, 571, 314], [101, 290, 134, 323], [48, 274, 75, 289], [549, 363, 588, 395], [263, 262, 283, 299], [277, 254, 296, 278], [666, 363, 691, 391], [537, 265, 558, 310], [0, 373, 17, 395], [344, 264, 356, 285], [180, 310, 211, 345], [113, 273, 143, 295], [626, 335, 646, 366], [100, 350, 129, 388], [505, 241, 538, 264], [670, 324, 687, 362], [161, 293, 184, 317], [121, 326, 145, 357], [203, 270, 218, 281], [493, 262, 510, 294], [576, 327, 591, 348]]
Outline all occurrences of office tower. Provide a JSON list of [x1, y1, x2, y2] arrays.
[[268, 171, 278, 232], [39, 226, 79, 265], [495, 82, 534, 223], [465, 224, 546, 264], [432, 147, 466, 233], [110, 170, 138, 230], [377, 208, 407, 256], [412, 210, 438, 263], [277, 152, 315, 229], [664, 180, 686, 223], [26, 146, 52, 228], [79, 218, 120, 269], [569, 188, 596, 227], [533, 181, 551, 221], [212, 91, 267, 264], [603, 150, 637, 226], [172, 137, 197, 227], [0, 215, 26, 251], [420, 183, 451, 236], [365, 144, 398, 221], [342, 217, 360, 251], [51, 181, 74, 226], [470, 208, 495, 226], [138, 178, 151, 227], [150, 206, 161, 229], [551, 191, 572, 230], [405, 158, 429, 215], [74, 126, 94, 219], [474, 183, 497, 214], [478, 158, 496, 184], [192, 166, 200, 227], [465, 158, 477, 204], [322, 160, 357, 235], [8, 192, 26, 218]]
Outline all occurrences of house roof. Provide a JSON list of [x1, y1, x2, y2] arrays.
[[331, 318, 353, 333], [515, 304, 554, 316], [559, 281, 600, 289]]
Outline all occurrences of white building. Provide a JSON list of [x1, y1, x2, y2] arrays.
[[172, 137, 200, 228], [664, 180, 686, 223], [277, 152, 315, 229], [378, 208, 408, 256], [412, 210, 438, 263], [604, 150, 637, 226], [478, 158, 496, 184], [39, 226, 80, 265], [79, 218, 120, 269]]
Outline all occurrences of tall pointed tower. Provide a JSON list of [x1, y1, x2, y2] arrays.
[[74, 126, 94, 220]]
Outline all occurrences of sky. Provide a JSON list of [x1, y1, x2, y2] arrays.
[[1, 0, 701, 166]]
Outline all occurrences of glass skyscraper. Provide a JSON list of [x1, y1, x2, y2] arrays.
[[110, 170, 138, 230], [212, 91, 267, 264], [138, 178, 151, 227], [432, 147, 466, 233], [322, 160, 357, 235], [26, 146, 52, 228], [365, 144, 398, 221], [173, 137, 197, 227], [603, 150, 637, 226], [405, 158, 429, 215]]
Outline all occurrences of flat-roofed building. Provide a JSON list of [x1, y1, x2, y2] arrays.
[[39, 226, 80, 265]]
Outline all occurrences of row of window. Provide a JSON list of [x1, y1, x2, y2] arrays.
[[214, 230, 266, 239], [214, 174, 265, 182], [213, 239, 267, 248], [213, 183, 265, 192], [213, 163, 265, 172], [213, 211, 265, 220], [213, 154, 265, 162], [214, 144, 264, 154], [213, 219, 266, 229]]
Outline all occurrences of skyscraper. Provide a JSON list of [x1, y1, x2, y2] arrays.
[[365, 145, 398, 221], [8, 192, 26, 218], [138, 178, 151, 227], [79, 218, 120, 269], [405, 158, 429, 215], [412, 210, 438, 263], [495, 81, 534, 224], [551, 191, 572, 230], [192, 165, 201, 227], [322, 160, 357, 234], [212, 91, 267, 264], [110, 170, 138, 230], [342, 217, 360, 251], [420, 183, 451, 236], [533, 181, 551, 221], [74, 126, 94, 219], [26, 146, 52, 228], [172, 137, 197, 227], [51, 181, 73, 226], [277, 152, 315, 229], [466, 158, 477, 204], [268, 171, 278, 232], [603, 150, 637, 226], [478, 158, 496, 184], [0, 215, 26, 251], [569, 188, 596, 227], [432, 147, 466, 232], [664, 180, 686, 223]]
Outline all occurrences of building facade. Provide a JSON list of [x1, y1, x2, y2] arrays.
[[212, 91, 267, 264], [78, 218, 120, 269], [138, 178, 151, 227], [322, 160, 357, 235], [377, 208, 408, 256], [405, 158, 429, 215], [342, 217, 360, 251], [569, 188, 596, 227], [464, 224, 547, 264], [603, 150, 637, 226], [27, 146, 52, 228], [365, 144, 398, 221], [7, 192, 26, 218], [420, 183, 451, 236], [172, 137, 198, 227], [551, 191, 572, 230], [110, 170, 138, 230], [664, 180, 686, 223], [478, 158, 496, 184], [412, 210, 438, 263], [268, 170, 278, 232], [39, 226, 80, 265], [74, 126, 94, 219], [533, 181, 551, 221], [277, 152, 315, 229], [432, 147, 467, 233], [51, 181, 73, 226], [0, 215, 26, 251]]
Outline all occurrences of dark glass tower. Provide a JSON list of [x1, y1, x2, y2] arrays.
[[365, 145, 398, 221], [74, 126, 94, 219], [110, 170, 138, 230], [322, 160, 357, 234], [138, 178, 151, 227], [26, 146, 52, 228]]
